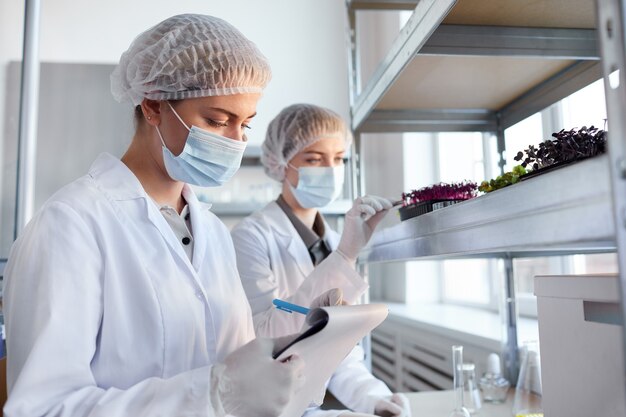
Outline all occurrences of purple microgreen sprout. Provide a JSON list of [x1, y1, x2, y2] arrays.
[[402, 181, 478, 206], [513, 125, 606, 171]]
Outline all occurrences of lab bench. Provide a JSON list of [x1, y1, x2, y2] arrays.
[[405, 389, 514, 417]]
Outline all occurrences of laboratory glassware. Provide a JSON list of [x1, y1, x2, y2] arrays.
[[512, 341, 543, 417], [462, 363, 481, 413], [478, 352, 510, 403], [449, 345, 471, 417]]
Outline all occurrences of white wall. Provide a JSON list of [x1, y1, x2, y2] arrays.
[[0, 0, 350, 142]]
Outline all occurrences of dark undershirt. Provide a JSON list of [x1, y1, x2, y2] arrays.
[[276, 195, 332, 266]]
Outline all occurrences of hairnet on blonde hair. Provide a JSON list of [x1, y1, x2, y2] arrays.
[[111, 14, 272, 105], [261, 103, 352, 182]]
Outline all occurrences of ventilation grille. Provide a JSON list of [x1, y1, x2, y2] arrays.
[[400, 337, 452, 391], [371, 320, 493, 392], [371, 327, 398, 390]]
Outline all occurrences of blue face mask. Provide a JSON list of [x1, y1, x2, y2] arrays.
[[287, 164, 345, 208], [155, 102, 247, 187]]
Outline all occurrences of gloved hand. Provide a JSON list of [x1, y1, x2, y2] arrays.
[[337, 195, 393, 262], [374, 393, 412, 417], [210, 338, 305, 417], [338, 394, 411, 417], [310, 288, 348, 309]]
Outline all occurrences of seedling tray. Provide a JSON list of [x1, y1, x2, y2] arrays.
[[399, 199, 465, 221]]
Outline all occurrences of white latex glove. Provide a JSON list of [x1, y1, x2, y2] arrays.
[[338, 394, 411, 417], [374, 393, 412, 417], [337, 195, 393, 262], [211, 338, 305, 417], [310, 288, 348, 309]]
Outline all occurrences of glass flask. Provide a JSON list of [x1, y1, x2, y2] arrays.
[[449, 345, 471, 417], [478, 352, 510, 403], [462, 363, 482, 413], [512, 341, 544, 417]]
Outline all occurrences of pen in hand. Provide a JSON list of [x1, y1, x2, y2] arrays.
[[273, 299, 310, 315]]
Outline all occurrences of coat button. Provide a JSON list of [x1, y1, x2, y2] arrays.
[[182, 237, 191, 245], [195, 291, 203, 300]]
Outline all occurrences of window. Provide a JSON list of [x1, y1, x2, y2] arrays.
[[512, 79, 613, 317], [403, 131, 498, 310], [442, 259, 493, 306], [437, 132, 486, 183], [400, 77, 614, 316], [561, 78, 607, 129], [437, 133, 499, 308], [504, 113, 543, 172], [515, 254, 618, 317]]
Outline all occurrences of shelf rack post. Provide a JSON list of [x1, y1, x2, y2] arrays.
[[597, 0, 626, 403], [496, 114, 507, 176], [15, 0, 41, 238], [500, 256, 520, 383], [345, 0, 370, 357], [350, 129, 374, 369], [346, 1, 361, 109]]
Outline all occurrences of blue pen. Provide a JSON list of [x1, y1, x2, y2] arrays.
[[272, 299, 310, 315]]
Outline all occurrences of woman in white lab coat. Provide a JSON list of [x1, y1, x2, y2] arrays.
[[2, 14, 315, 417], [231, 104, 411, 417]]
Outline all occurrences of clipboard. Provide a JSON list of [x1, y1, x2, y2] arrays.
[[272, 303, 389, 417]]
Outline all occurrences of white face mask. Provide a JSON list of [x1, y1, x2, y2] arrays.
[[155, 102, 247, 187], [287, 164, 345, 208]]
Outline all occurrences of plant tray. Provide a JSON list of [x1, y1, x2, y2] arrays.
[[399, 199, 465, 221], [519, 158, 589, 181]]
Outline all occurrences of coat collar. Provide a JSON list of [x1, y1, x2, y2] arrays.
[[88, 153, 148, 201], [261, 202, 314, 277], [260, 201, 341, 276], [89, 153, 212, 300], [260, 201, 297, 239], [262, 201, 341, 249]]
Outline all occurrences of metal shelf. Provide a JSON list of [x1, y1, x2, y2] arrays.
[[349, 0, 601, 133], [346, 0, 612, 276], [359, 155, 615, 263]]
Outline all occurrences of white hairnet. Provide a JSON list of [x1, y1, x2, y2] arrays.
[[111, 14, 272, 105], [261, 104, 352, 182]]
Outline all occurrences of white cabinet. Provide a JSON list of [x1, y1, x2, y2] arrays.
[[535, 274, 626, 416]]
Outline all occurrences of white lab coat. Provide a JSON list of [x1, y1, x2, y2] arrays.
[[231, 202, 392, 416], [3, 153, 254, 417]]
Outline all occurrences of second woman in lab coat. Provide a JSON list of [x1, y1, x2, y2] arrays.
[[231, 104, 411, 417]]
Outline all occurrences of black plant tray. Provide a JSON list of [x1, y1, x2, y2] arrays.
[[519, 156, 595, 181], [399, 199, 466, 221]]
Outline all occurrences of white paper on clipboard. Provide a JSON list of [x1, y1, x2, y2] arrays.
[[275, 303, 389, 417]]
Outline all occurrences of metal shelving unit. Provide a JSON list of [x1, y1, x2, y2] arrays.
[[346, 0, 626, 394], [362, 155, 615, 262]]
